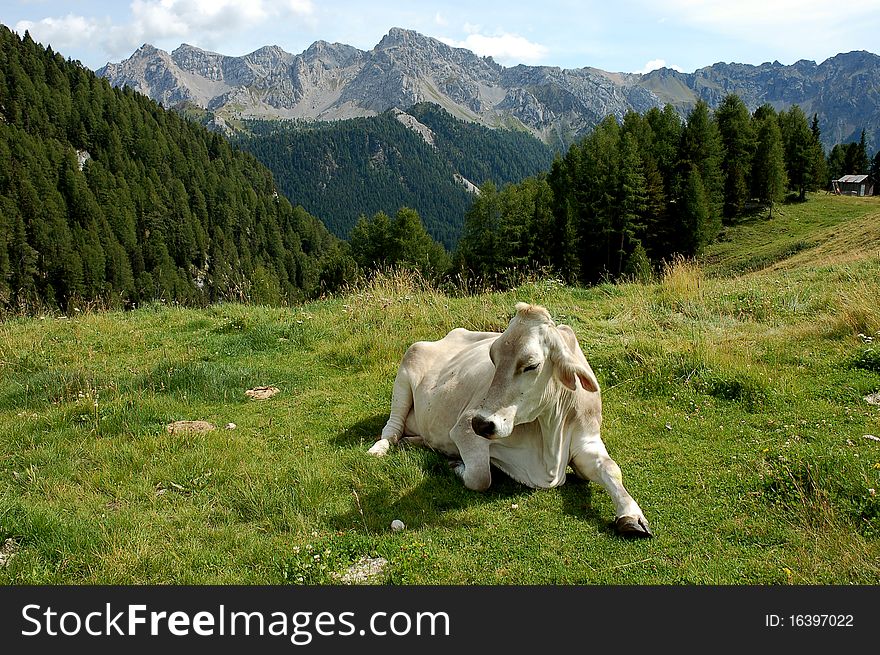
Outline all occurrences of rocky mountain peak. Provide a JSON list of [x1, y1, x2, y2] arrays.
[[377, 27, 428, 48], [132, 43, 161, 57], [98, 30, 880, 152], [302, 40, 363, 68]]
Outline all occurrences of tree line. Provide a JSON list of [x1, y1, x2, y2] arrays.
[[452, 96, 879, 287]]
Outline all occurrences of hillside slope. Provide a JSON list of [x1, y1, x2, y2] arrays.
[[0, 26, 347, 310], [703, 194, 880, 276], [232, 104, 555, 246]]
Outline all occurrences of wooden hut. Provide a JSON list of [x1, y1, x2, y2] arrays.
[[831, 174, 874, 196]]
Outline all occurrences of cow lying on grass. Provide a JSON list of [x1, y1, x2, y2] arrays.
[[369, 303, 652, 538]]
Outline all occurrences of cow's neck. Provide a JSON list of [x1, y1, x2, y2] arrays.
[[535, 387, 590, 482]]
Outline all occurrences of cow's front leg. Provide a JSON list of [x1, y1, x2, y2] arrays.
[[571, 435, 653, 539], [369, 367, 414, 457], [449, 417, 492, 492]]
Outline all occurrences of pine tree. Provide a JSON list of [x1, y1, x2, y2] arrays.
[[827, 143, 847, 182], [528, 177, 557, 272], [497, 183, 533, 271], [456, 181, 501, 282], [0, 25, 348, 309], [390, 207, 450, 279], [752, 105, 788, 218], [547, 157, 580, 282], [640, 154, 668, 262], [680, 166, 711, 255], [678, 101, 724, 239], [778, 105, 814, 200], [853, 130, 870, 174], [716, 94, 755, 219], [870, 150, 880, 186], [616, 133, 647, 275], [809, 113, 829, 191], [348, 211, 393, 272]]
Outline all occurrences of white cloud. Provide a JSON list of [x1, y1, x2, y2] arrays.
[[434, 12, 448, 27], [636, 59, 684, 74], [17, 0, 316, 61], [440, 29, 549, 66], [15, 14, 109, 52]]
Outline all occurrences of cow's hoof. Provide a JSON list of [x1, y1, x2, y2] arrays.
[[368, 438, 390, 457], [615, 515, 653, 539]]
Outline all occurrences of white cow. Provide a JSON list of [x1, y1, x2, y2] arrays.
[[369, 302, 652, 538]]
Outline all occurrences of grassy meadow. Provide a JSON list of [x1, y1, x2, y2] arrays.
[[1, 193, 879, 584]]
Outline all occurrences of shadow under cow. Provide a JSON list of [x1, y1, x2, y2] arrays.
[[332, 416, 618, 536]]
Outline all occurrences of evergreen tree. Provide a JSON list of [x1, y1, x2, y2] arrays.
[[679, 166, 711, 255], [852, 130, 870, 174], [456, 181, 501, 281], [644, 104, 683, 186], [716, 94, 755, 219], [640, 154, 668, 262], [348, 211, 393, 271], [870, 150, 880, 186], [615, 133, 647, 275], [547, 157, 580, 282], [0, 24, 349, 310], [496, 183, 534, 271], [827, 143, 847, 182], [752, 105, 788, 218], [778, 105, 814, 200], [809, 113, 829, 192], [678, 101, 724, 243], [389, 207, 450, 279]]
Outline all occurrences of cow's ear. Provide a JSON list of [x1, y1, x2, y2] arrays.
[[549, 326, 599, 393], [556, 358, 600, 392]]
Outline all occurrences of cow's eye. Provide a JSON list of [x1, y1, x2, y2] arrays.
[[523, 362, 540, 373]]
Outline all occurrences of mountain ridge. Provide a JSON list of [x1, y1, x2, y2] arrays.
[[97, 28, 880, 152]]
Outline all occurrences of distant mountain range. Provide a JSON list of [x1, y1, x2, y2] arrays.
[[98, 28, 879, 153]]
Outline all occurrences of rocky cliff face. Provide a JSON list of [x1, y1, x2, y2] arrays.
[[97, 28, 879, 152], [641, 50, 880, 149]]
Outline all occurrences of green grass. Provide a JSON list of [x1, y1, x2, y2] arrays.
[[1, 195, 879, 584]]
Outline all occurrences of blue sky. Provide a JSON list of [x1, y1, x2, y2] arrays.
[[2, 0, 879, 73]]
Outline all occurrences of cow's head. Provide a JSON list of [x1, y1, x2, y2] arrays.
[[471, 303, 599, 439]]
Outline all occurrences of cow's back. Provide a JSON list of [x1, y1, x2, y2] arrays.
[[401, 328, 498, 452]]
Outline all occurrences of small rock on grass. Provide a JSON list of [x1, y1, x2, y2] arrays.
[[333, 556, 389, 585], [245, 386, 280, 400], [166, 420, 215, 434], [0, 538, 18, 567]]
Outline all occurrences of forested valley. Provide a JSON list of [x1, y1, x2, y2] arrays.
[[233, 102, 554, 249]]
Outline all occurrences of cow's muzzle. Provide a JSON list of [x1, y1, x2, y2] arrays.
[[471, 414, 497, 438]]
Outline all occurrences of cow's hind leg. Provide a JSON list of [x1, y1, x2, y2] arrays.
[[368, 367, 414, 457], [571, 436, 653, 539]]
